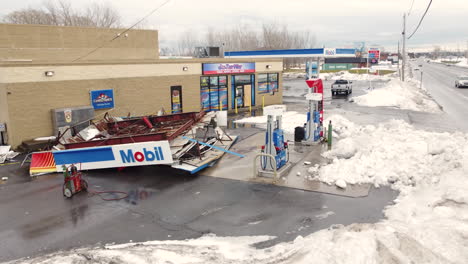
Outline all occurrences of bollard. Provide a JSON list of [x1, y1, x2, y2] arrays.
[[327, 120, 332, 149], [235, 100, 238, 114], [219, 99, 222, 111]]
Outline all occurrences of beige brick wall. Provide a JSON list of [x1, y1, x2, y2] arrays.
[[0, 83, 9, 142], [5, 75, 201, 147], [2, 59, 284, 148], [0, 24, 159, 62]]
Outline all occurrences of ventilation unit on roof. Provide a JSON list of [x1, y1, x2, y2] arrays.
[[194, 46, 221, 58]]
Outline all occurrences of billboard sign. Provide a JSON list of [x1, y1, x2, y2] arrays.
[[202, 63, 255, 75], [90, 89, 114, 109], [53, 141, 173, 171], [368, 48, 380, 60]]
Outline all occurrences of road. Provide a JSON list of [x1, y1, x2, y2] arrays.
[[0, 138, 396, 262], [413, 60, 468, 131]]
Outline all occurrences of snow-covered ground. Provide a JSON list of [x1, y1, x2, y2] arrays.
[[283, 71, 336, 80], [331, 71, 395, 81], [234, 109, 306, 134], [10, 115, 468, 264], [430, 57, 468, 68], [8, 69, 468, 263], [455, 58, 468, 68], [352, 79, 440, 112]]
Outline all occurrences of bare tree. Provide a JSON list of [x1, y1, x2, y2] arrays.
[[3, 0, 121, 28]]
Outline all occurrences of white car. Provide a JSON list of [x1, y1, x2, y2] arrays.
[[455, 76, 468, 88]]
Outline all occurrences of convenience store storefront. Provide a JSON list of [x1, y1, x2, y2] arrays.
[[200, 63, 280, 111]]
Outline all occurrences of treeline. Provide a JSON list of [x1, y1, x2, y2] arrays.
[[2, 0, 121, 28], [163, 23, 316, 68]]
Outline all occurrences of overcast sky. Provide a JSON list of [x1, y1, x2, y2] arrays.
[[3, 0, 468, 52]]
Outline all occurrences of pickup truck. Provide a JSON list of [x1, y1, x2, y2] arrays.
[[331, 79, 352, 95]]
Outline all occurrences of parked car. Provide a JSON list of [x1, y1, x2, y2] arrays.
[[455, 76, 468, 88], [331, 79, 352, 95]]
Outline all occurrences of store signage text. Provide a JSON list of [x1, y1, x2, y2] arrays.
[[203, 63, 255, 75]]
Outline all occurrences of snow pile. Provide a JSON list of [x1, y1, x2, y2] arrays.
[[234, 110, 306, 134], [317, 115, 468, 191], [353, 79, 440, 112], [456, 57, 468, 68], [331, 71, 394, 81], [8, 116, 468, 264], [283, 71, 337, 80], [283, 71, 306, 79]]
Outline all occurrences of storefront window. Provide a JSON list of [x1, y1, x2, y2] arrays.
[[200, 76, 228, 111], [258, 73, 279, 94], [234, 75, 251, 85]]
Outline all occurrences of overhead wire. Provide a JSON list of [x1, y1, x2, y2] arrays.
[[72, 0, 173, 62], [408, 0, 416, 16], [407, 0, 433, 39]]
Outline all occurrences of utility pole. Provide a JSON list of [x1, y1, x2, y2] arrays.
[[397, 40, 401, 80], [402, 13, 406, 82], [420, 71, 423, 89], [466, 40, 468, 61]]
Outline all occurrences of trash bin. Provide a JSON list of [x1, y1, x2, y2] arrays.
[[294, 126, 305, 142]]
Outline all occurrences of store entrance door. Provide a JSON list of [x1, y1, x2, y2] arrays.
[[235, 85, 243, 107], [235, 84, 252, 108]]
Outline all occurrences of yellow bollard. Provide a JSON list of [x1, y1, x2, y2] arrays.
[[219, 99, 222, 111], [249, 104, 252, 113], [235, 100, 238, 114]]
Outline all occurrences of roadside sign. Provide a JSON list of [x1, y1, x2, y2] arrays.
[[368, 49, 380, 60]]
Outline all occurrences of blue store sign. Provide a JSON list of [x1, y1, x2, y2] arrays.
[[90, 89, 115, 109]]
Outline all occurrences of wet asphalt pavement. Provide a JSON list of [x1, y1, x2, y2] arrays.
[[0, 76, 403, 262], [412, 60, 468, 131]]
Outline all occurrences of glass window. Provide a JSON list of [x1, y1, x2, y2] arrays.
[[269, 73, 278, 92], [200, 76, 228, 111], [219, 76, 227, 87], [258, 74, 268, 82], [200, 77, 209, 88], [258, 74, 269, 94], [234, 75, 251, 85], [258, 73, 279, 94], [210, 76, 219, 87]]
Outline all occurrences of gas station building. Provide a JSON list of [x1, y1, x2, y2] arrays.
[[0, 24, 283, 148]]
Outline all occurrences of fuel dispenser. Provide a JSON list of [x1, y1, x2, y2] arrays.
[[255, 115, 291, 178], [303, 78, 324, 144]]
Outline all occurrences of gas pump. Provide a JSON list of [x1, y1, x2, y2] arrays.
[[258, 115, 290, 176], [303, 79, 324, 144]]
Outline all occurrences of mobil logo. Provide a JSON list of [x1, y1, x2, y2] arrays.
[[120, 147, 165, 163]]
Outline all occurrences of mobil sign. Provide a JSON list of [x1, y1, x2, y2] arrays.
[[53, 141, 173, 171]]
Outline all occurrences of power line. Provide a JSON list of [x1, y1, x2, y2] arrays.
[[72, 0, 173, 62], [407, 0, 433, 39], [408, 0, 416, 15]]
